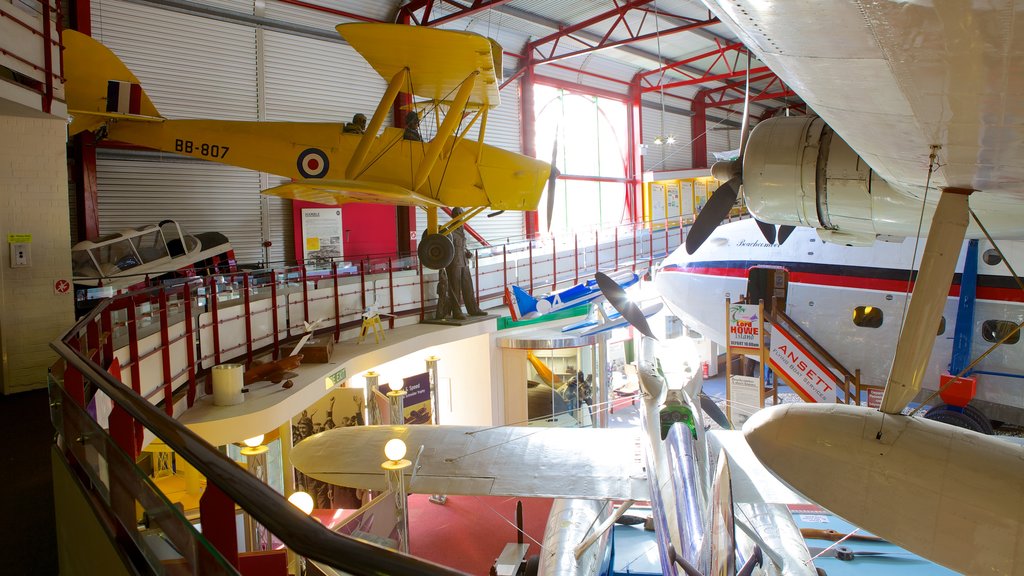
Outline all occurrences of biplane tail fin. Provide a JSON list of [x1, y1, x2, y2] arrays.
[[63, 30, 163, 136]]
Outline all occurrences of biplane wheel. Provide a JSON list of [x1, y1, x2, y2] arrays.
[[418, 233, 455, 269]]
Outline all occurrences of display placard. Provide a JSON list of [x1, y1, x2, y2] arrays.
[[728, 303, 763, 350], [768, 323, 839, 404], [728, 375, 761, 427], [301, 208, 343, 263]]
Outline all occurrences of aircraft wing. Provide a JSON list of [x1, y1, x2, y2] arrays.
[[262, 180, 446, 208], [291, 424, 649, 500], [337, 23, 501, 108]]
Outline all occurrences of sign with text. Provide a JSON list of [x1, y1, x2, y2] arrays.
[[728, 375, 761, 427], [768, 324, 838, 403], [728, 303, 762, 350]]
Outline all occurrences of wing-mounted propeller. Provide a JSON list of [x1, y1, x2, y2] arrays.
[[686, 56, 795, 255]]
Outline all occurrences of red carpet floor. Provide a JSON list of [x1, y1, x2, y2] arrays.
[[408, 494, 553, 574]]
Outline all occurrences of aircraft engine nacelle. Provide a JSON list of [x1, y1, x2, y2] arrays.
[[742, 116, 898, 246]]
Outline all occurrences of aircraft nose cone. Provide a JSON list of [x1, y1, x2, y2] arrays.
[[742, 403, 792, 461]]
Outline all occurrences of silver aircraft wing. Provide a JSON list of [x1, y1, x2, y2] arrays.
[[291, 424, 649, 500]]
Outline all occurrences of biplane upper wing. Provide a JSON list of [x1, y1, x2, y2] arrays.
[[337, 23, 502, 108], [291, 424, 649, 500], [262, 180, 446, 208]]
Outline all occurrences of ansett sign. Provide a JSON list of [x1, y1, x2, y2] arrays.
[[768, 324, 838, 403]]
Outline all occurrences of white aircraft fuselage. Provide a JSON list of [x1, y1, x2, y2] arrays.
[[656, 219, 1024, 424]]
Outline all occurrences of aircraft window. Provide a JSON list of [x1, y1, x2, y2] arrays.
[[937, 316, 946, 336], [852, 306, 883, 328], [982, 249, 1003, 266], [982, 320, 1020, 344]]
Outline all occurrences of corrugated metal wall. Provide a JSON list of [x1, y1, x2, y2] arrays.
[[641, 105, 693, 172]]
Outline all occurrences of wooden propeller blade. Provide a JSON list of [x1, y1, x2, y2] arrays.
[[546, 137, 559, 232]]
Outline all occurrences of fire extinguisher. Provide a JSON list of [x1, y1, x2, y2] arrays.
[[702, 361, 710, 378]]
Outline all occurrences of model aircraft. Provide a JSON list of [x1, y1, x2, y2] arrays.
[[681, 2, 1024, 255], [62, 24, 554, 270], [504, 271, 639, 322], [243, 319, 322, 388], [656, 217, 1024, 430]]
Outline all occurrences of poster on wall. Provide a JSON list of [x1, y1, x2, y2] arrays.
[[666, 182, 680, 220], [649, 182, 666, 222], [380, 372, 433, 424], [301, 207, 343, 264], [292, 387, 366, 509]]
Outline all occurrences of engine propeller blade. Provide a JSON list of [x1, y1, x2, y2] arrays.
[[546, 137, 559, 232], [777, 224, 796, 245], [595, 271, 656, 340], [685, 176, 740, 254], [754, 218, 777, 245]]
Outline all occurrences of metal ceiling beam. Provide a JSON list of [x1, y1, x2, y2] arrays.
[[395, 0, 517, 27], [528, 11, 720, 68]]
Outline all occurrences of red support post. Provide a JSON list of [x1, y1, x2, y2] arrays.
[[522, 52, 540, 238], [332, 262, 341, 342], [242, 274, 253, 365], [418, 263, 425, 322], [388, 258, 395, 329], [125, 303, 144, 453], [692, 89, 709, 168], [63, 365, 85, 408], [270, 274, 280, 358], [158, 288, 173, 416], [184, 283, 197, 407], [210, 276, 221, 365], [574, 235, 579, 284], [551, 235, 557, 292], [199, 483, 240, 569], [528, 241, 534, 293], [301, 265, 310, 325], [502, 248, 508, 300]]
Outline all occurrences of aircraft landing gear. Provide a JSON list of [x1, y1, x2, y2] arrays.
[[418, 233, 455, 269], [923, 403, 994, 434]]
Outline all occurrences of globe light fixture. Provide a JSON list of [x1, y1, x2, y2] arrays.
[[384, 438, 407, 462], [288, 491, 315, 515]]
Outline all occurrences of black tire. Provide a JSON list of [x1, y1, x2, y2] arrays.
[[925, 403, 994, 435], [923, 407, 987, 433], [523, 555, 540, 576], [418, 233, 455, 270]]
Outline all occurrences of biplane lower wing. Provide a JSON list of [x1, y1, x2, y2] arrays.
[[291, 424, 649, 501], [262, 180, 446, 208]]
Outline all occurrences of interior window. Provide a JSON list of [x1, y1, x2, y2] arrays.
[[852, 306, 883, 328], [982, 249, 1003, 266], [982, 320, 1020, 344]]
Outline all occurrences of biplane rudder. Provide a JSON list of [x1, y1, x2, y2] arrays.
[[63, 30, 162, 136]]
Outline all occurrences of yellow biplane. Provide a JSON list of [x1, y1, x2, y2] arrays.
[[63, 24, 554, 269]]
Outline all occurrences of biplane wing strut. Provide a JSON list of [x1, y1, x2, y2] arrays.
[[346, 68, 408, 180]]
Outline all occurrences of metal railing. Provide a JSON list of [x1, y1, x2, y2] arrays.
[[50, 215, 693, 574]]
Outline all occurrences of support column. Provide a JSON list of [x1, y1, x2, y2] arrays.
[[691, 89, 709, 169], [521, 52, 539, 237]]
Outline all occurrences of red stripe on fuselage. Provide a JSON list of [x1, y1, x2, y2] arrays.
[[668, 266, 1024, 303]]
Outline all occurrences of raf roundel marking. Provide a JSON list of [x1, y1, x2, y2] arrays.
[[297, 148, 330, 178]]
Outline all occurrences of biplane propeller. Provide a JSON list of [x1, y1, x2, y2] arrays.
[[63, 24, 554, 270]]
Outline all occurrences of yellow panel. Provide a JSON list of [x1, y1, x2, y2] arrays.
[[262, 180, 445, 208], [337, 23, 501, 107]]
